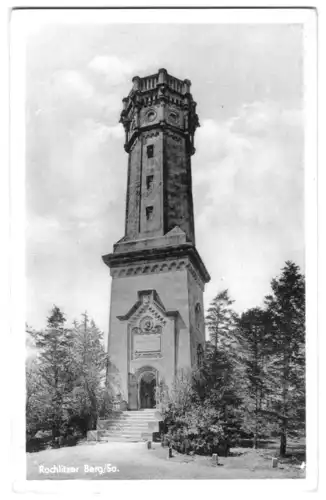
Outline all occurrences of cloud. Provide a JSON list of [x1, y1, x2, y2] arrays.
[[193, 100, 304, 312], [26, 214, 64, 245], [194, 101, 303, 203], [229, 101, 303, 137], [85, 120, 125, 144], [52, 69, 94, 101], [88, 55, 134, 85]]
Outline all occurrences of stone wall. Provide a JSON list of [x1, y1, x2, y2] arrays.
[[139, 130, 163, 237], [163, 133, 195, 244], [186, 269, 205, 366], [125, 137, 142, 239]]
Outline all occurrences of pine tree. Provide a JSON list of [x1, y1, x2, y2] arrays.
[[236, 307, 272, 448], [29, 305, 76, 444], [264, 261, 305, 456], [26, 355, 51, 438], [192, 341, 243, 445], [70, 312, 109, 432], [206, 290, 238, 351], [203, 292, 242, 444]]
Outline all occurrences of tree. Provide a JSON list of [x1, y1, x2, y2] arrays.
[[264, 261, 305, 456], [193, 342, 242, 446], [236, 307, 272, 448], [69, 312, 110, 434], [26, 355, 51, 438], [206, 289, 238, 351], [29, 305, 76, 444]]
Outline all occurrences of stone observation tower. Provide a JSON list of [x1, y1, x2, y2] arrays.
[[103, 68, 210, 411]]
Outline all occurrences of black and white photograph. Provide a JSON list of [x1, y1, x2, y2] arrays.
[[8, 6, 318, 490]]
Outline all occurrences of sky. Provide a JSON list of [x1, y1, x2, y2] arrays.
[[26, 22, 304, 335]]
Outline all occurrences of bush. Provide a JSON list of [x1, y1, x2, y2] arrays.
[[159, 361, 242, 457], [162, 402, 227, 455]]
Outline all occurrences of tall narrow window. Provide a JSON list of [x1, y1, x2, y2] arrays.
[[147, 145, 154, 158], [146, 175, 154, 192], [146, 206, 154, 221], [195, 303, 202, 330]]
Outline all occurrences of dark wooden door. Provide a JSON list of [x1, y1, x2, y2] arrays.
[[140, 376, 156, 408], [128, 373, 138, 410]]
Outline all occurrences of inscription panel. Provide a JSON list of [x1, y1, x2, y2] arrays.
[[134, 334, 161, 353]]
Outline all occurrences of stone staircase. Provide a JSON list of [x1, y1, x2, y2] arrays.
[[87, 409, 161, 443]]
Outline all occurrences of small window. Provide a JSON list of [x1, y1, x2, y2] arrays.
[[146, 206, 154, 221], [146, 175, 154, 191], [147, 145, 154, 158]]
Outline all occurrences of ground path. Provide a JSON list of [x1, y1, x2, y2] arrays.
[[27, 441, 305, 480]]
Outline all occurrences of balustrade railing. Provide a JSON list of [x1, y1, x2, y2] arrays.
[[140, 75, 159, 91], [138, 72, 186, 94]]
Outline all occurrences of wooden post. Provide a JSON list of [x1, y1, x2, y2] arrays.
[[272, 457, 278, 468]]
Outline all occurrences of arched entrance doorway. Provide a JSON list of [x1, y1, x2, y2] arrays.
[[139, 371, 156, 409]]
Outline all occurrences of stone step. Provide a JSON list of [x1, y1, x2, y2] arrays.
[[123, 410, 158, 414], [98, 425, 151, 432], [99, 430, 144, 436], [98, 431, 148, 440], [94, 409, 162, 442], [98, 422, 150, 428], [99, 436, 142, 443], [122, 411, 159, 416], [101, 415, 155, 420], [99, 415, 158, 422], [99, 420, 150, 426]]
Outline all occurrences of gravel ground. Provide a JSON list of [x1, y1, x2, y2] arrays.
[[26, 441, 305, 480]]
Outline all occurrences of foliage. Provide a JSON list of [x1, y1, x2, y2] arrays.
[[26, 306, 111, 449], [161, 262, 305, 458], [160, 348, 241, 456]]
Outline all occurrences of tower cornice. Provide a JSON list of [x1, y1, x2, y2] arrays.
[[102, 243, 211, 285], [123, 122, 195, 155]]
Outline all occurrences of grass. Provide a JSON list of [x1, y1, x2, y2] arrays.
[[26, 438, 306, 480]]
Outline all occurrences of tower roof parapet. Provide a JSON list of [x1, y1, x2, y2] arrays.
[[130, 69, 192, 96]]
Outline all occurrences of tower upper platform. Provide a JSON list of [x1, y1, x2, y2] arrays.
[[120, 68, 199, 155]]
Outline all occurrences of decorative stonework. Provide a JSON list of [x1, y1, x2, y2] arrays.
[[145, 109, 157, 123], [129, 297, 166, 360], [134, 351, 162, 359], [165, 129, 182, 143], [143, 130, 160, 142], [132, 303, 167, 326], [186, 262, 205, 291], [129, 137, 139, 152], [131, 318, 163, 335], [111, 258, 204, 291]]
